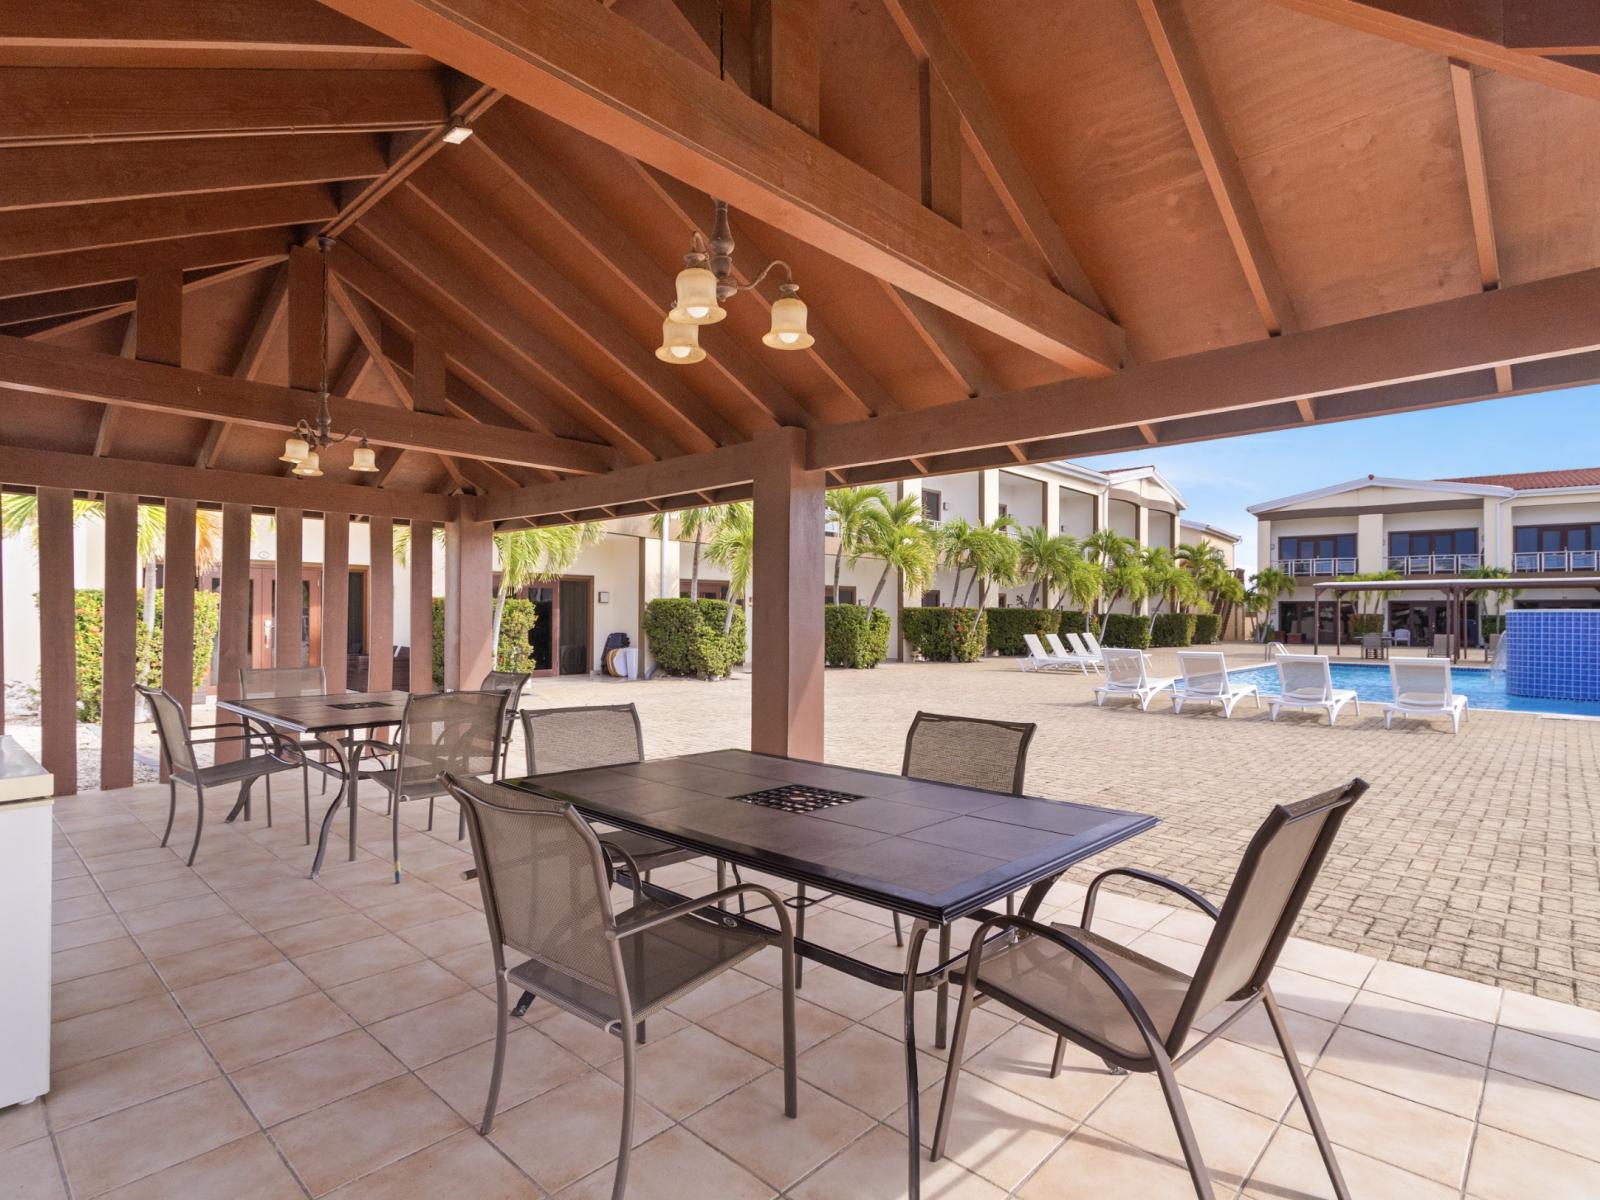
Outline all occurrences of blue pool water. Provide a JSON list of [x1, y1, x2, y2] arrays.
[[1223, 662, 1600, 718]]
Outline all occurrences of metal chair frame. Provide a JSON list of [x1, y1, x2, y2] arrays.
[[239, 665, 333, 843]]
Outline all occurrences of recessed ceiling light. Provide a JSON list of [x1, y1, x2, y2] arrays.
[[441, 120, 474, 145]]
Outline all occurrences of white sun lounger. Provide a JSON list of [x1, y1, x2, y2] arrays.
[[1061, 632, 1104, 673], [1268, 653, 1360, 726], [1081, 630, 1105, 657], [1173, 651, 1261, 718], [1381, 658, 1469, 734], [1021, 633, 1071, 672], [1094, 647, 1177, 710], [1044, 633, 1098, 674]]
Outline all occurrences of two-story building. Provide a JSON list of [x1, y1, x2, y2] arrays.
[[1249, 468, 1600, 644]]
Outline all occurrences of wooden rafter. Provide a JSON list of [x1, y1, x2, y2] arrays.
[[197, 264, 289, 468], [0, 228, 292, 300], [27, 256, 283, 340], [1447, 60, 1515, 394]]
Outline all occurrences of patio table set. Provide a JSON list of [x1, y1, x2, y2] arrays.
[[134, 678, 1367, 1200]]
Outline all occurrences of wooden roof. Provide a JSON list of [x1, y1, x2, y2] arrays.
[[3, 0, 1599, 525]]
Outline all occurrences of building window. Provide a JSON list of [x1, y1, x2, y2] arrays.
[[920, 589, 941, 606], [1515, 524, 1600, 552], [1278, 534, 1356, 560], [921, 490, 941, 523], [826, 586, 857, 605], [680, 580, 729, 600], [1389, 529, 1478, 556]]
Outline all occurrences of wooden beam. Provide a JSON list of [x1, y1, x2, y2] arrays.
[[0, 282, 137, 327], [1136, 0, 1297, 336], [0, 335, 616, 474], [1503, 3, 1600, 54], [198, 265, 291, 468], [99, 493, 138, 787], [884, 287, 995, 398], [0, 229, 290, 301], [215, 502, 250, 764], [0, 185, 336, 261], [286, 244, 326, 391], [312, 0, 1126, 374], [475, 440, 757, 523], [918, 60, 963, 225], [368, 517, 395, 689], [321, 513, 350, 692], [162, 497, 198, 718], [443, 509, 493, 689], [750, 0, 820, 135], [408, 520, 435, 693], [1450, 61, 1502, 291], [0, 68, 446, 146], [880, 0, 1105, 312], [0, 443, 453, 521], [134, 270, 183, 367], [273, 508, 303, 668], [26, 258, 281, 343], [36, 488, 77, 795]]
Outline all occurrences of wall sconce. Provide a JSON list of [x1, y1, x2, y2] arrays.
[[597, 591, 610, 604]]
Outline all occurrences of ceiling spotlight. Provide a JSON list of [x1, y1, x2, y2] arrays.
[[441, 120, 474, 145]]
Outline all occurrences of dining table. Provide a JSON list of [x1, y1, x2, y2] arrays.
[[506, 748, 1157, 1200], [218, 689, 413, 878]]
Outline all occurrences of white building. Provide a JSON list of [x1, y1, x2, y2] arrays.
[[1248, 468, 1600, 644]]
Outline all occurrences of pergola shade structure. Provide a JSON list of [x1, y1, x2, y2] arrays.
[[5, 0, 1600, 792]]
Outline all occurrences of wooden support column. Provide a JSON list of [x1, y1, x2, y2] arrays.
[[287, 243, 325, 392], [37, 488, 77, 796], [214, 503, 250, 763], [409, 521, 435, 693], [368, 517, 395, 690], [274, 508, 303, 668], [162, 499, 197, 726], [751, 0, 820, 135], [322, 514, 350, 692], [99, 493, 138, 787], [751, 427, 825, 759], [919, 60, 962, 224], [0, 488, 4, 734], [444, 510, 494, 690], [134, 269, 184, 367]]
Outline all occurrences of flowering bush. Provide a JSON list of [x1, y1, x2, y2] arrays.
[[901, 606, 987, 662]]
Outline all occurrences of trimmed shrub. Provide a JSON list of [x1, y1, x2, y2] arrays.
[[72, 588, 220, 723], [1150, 612, 1197, 647], [1482, 613, 1506, 636], [825, 605, 890, 668], [496, 598, 538, 673], [901, 606, 987, 662], [431, 597, 446, 688], [983, 608, 1062, 656], [1098, 612, 1152, 649], [643, 597, 746, 679], [1349, 613, 1384, 636], [1192, 613, 1221, 644], [1056, 610, 1088, 636]]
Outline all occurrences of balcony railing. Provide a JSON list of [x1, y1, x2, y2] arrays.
[[1512, 549, 1599, 573], [1275, 557, 1357, 578], [1383, 553, 1483, 576]]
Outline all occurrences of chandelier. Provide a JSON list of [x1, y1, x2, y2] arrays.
[[280, 235, 379, 477], [656, 199, 814, 365]]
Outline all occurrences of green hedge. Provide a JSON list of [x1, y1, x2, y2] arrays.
[[902, 607, 987, 662], [983, 608, 1062, 656], [824, 605, 890, 668], [1348, 613, 1384, 636], [643, 598, 746, 679], [1099, 612, 1152, 649], [1057, 610, 1088, 636], [1483, 613, 1506, 635], [1150, 612, 1197, 647], [72, 588, 220, 723], [431, 597, 446, 688], [1192, 613, 1221, 644]]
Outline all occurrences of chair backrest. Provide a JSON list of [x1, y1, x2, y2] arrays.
[[1275, 653, 1332, 702], [479, 671, 532, 712], [1081, 630, 1104, 655], [392, 690, 507, 794], [901, 711, 1034, 795], [1428, 635, 1454, 658], [1065, 632, 1093, 658], [136, 685, 196, 778], [1170, 778, 1368, 1052], [240, 666, 326, 700], [1023, 633, 1052, 660], [522, 704, 644, 775], [1389, 658, 1453, 709], [1043, 633, 1072, 658], [1360, 632, 1380, 649], [1101, 647, 1148, 688], [445, 773, 622, 998], [1177, 651, 1228, 697]]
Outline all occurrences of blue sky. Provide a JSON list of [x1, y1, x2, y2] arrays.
[[1079, 387, 1600, 573]]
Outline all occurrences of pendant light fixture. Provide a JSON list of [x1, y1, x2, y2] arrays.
[[280, 235, 380, 475]]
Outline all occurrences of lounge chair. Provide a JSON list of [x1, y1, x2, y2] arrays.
[[1382, 658, 1469, 734], [1173, 651, 1261, 718], [1267, 654, 1360, 726], [1021, 632, 1071, 672], [1093, 647, 1177, 711], [1060, 632, 1105, 674], [1044, 632, 1099, 674], [1081, 629, 1105, 657]]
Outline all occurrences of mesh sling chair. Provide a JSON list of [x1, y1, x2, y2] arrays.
[[351, 690, 507, 883], [444, 773, 796, 1200], [137, 685, 300, 866], [479, 670, 532, 779], [932, 778, 1369, 1200], [239, 665, 330, 844]]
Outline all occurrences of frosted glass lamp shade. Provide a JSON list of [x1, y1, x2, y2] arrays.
[[762, 290, 814, 350], [349, 442, 379, 472], [291, 451, 323, 477], [668, 265, 725, 324], [655, 318, 706, 364], [279, 436, 310, 464]]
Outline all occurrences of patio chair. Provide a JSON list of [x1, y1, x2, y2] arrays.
[[1080, 629, 1105, 657], [137, 685, 299, 866], [1172, 651, 1260, 718], [351, 690, 507, 883], [1020, 632, 1070, 672], [240, 665, 329, 843], [1360, 632, 1384, 660], [1045, 632, 1099, 674], [1063, 631, 1105, 673], [1428, 634, 1455, 659], [1391, 627, 1411, 646], [1381, 658, 1469, 734], [1268, 654, 1360, 726], [933, 778, 1370, 1200], [444, 772, 795, 1200], [1093, 647, 1177, 711], [479, 670, 532, 779]]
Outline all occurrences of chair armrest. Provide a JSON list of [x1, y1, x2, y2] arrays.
[[611, 883, 794, 947], [600, 843, 646, 907], [1083, 867, 1219, 930]]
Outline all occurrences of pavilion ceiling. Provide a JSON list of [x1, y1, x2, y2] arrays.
[[2, 0, 1599, 523]]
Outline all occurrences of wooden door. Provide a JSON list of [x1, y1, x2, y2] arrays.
[[249, 563, 324, 668]]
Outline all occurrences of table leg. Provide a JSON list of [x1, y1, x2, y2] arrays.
[[309, 732, 353, 880], [934, 923, 952, 1050], [902, 919, 931, 1200], [223, 775, 257, 824]]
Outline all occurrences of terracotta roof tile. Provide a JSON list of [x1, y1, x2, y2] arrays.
[[1439, 468, 1600, 490]]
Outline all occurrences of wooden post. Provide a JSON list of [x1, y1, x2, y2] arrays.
[[444, 510, 494, 690], [99, 493, 138, 787], [37, 488, 77, 796], [274, 508, 303, 668], [162, 499, 197, 727], [286, 243, 325, 392], [322, 513, 350, 692], [751, 0, 820, 135], [134, 269, 183, 367], [0, 488, 5, 734], [751, 427, 825, 759], [919, 59, 962, 224], [215, 503, 250, 762], [409, 521, 435, 693], [368, 517, 395, 690]]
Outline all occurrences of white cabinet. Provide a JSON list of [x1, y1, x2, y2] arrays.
[[0, 736, 53, 1109]]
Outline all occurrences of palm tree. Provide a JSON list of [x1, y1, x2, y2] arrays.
[[1465, 564, 1520, 644], [862, 496, 935, 610], [825, 486, 889, 604], [391, 522, 446, 567], [1144, 546, 1202, 620], [1209, 570, 1246, 636], [934, 516, 979, 603], [649, 505, 726, 601], [705, 502, 754, 635], [1250, 566, 1297, 638], [1016, 527, 1073, 608], [1054, 547, 1103, 615], [967, 518, 1021, 608], [1084, 528, 1144, 637], [489, 523, 605, 659]]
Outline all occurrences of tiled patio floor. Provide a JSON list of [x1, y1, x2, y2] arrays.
[[13, 719, 1600, 1199]]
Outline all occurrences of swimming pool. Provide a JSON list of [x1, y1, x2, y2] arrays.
[[1223, 661, 1600, 718]]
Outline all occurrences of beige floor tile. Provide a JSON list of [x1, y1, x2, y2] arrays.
[[1283, 1068, 1473, 1184], [46, 1032, 219, 1130], [102, 875, 215, 914], [796, 1024, 942, 1120], [50, 995, 189, 1071], [1364, 959, 1503, 1023], [1489, 1027, 1600, 1101], [963, 1022, 1126, 1120], [271, 1074, 465, 1196], [434, 943, 498, 988], [93, 1133, 302, 1200], [1269, 967, 1359, 1024], [173, 959, 317, 1026], [862, 992, 1017, 1062], [368, 989, 500, 1069], [1170, 1036, 1297, 1119], [558, 1125, 772, 1200], [395, 913, 488, 959], [738, 948, 897, 1021], [363, 889, 475, 933], [1190, 996, 1336, 1067], [702, 991, 852, 1064], [232, 1029, 406, 1125], [119, 894, 232, 934], [1316, 1026, 1485, 1117], [1271, 937, 1377, 989], [51, 962, 165, 1023], [662, 966, 768, 1023], [1477, 1068, 1600, 1162], [265, 912, 385, 958], [686, 1070, 872, 1190], [1083, 1074, 1276, 1190], [52, 893, 113, 925], [488, 1071, 671, 1193], [327, 959, 470, 1025], [322, 1129, 537, 1200], [1243, 1124, 1459, 1200], [200, 992, 358, 1072], [600, 1024, 768, 1120], [1338, 988, 1496, 1065], [0, 1136, 69, 1200], [151, 934, 285, 991], [55, 1078, 258, 1198], [52, 938, 146, 984], [906, 1070, 1073, 1191], [130, 913, 255, 960], [1466, 1125, 1600, 1200], [294, 933, 425, 989], [419, 1024, 590, 1121], [0, 1102, 48, 1153], [1497, 988, 1600, 1053], [54, 915, 130, 953], [789, 1123, 1003, 1200]]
